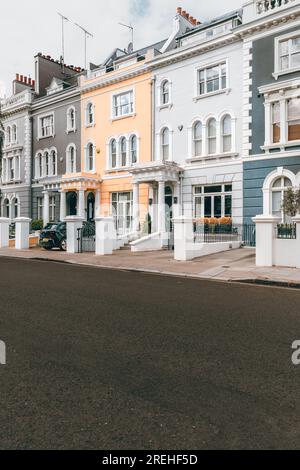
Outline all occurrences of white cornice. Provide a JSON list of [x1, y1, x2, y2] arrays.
[[258, 76, 300, 94], [31, 87, 80, 111], [147, 33, 240, 70], [234, 4, 300, 39], [81, 63, 151, 94]]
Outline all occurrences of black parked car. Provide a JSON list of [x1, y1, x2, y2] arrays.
[[39, 221, 95, 251]]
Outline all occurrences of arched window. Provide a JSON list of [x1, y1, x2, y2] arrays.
[[3, 198, 10, 218], [36, 153, 43, 178], [86, 103, 94, 126], [130, 135, 137, 164], [11, 197, 19, 218], [67, 107, 76, 131], [120, 137, 127, 167], [110, 139, 117, 168], [207, 118, 217, 155], [271, 176, 292, 220], [50, 149, 57, 176], [67, 145, 76, 173], [86, 143, 94, 172], [193, 121, 202, 157], [6, 126, 11, 145], [12, 125, 17, 143], [161, 128, 170, 160], [222, 115, 232, 153], [44, 151, 49, 176], [161, 80, 170, 105]]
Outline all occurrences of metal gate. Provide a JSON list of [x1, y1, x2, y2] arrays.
[[243, 224, 256, 247], [77, 224, 96, 253]]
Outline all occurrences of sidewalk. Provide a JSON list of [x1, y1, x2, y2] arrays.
[[2, 245, 300, 288]]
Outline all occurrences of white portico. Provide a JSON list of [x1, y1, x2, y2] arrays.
[[129, 161, 182, 247]]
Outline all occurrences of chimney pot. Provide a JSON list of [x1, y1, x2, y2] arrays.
[[20, 75, 23, 82], [32, 80, 35, 88], [24, 76, 27, 84], [16, 73, 20, 81], [177, 7, 182, 14], [28, 78, 32, 85]]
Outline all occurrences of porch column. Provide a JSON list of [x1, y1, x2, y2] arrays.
[[78, 189, 85, 219], [59, 191, 66, 221], [95, 189, 101, 217], [132, 183, 140, 233], [173, 182, 180, 218], [43, 191, 49, 226], [158, 180, 165, 234], [0, 218, 10, 248]]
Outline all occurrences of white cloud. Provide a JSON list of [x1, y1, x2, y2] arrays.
[[0, 0, 244, 96]]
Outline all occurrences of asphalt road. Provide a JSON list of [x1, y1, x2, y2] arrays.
[[1, 257, 300, 450]]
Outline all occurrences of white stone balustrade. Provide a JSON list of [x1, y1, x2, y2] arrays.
[[256, 0, 295, 15]]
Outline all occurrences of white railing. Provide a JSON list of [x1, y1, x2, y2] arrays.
[[1, 89, 33, 112], [256, 0, 295, 15]]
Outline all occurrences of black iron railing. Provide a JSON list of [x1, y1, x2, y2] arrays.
[[194, 223, 243, 244], [276, 223, 296, 240]]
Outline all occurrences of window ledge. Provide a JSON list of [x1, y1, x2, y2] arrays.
[[37, 134, 55, 141], [273, 68, 300, 80], [187, 152, 239, 163], [158, 103, 173, 111], [66, 128, 76, 134], [193, 88, 231, 102], [106, 165, 136, 173], [111, 113, 136, 122], [262, 141, 300, 152], [85, 123, 95, 129], [2, 179, 22, 185]]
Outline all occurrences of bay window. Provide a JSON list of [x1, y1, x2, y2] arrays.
[[272, 102, 281, 144], [287, 98, 300, 142]]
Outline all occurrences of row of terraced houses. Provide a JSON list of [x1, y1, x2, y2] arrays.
[[1, 0, 300, 252]]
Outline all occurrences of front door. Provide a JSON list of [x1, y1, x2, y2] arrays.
[[165, 186, 173, 233], [111, 192, 133, 235], [67, 192, 77, 216], [87, 192, 95, 221]]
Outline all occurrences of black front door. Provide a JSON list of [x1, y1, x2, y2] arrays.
[[87, 192, 95, 221]]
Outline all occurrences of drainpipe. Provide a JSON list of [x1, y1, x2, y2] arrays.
[[151, 76, 156, 162], [29, 115, 33, 219]]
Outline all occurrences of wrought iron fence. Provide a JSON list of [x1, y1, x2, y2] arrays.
[[276, 223, 296, 240], [194, 223, 243, 244], [243, 224, 256, 247]]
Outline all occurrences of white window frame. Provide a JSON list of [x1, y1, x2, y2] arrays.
[[261, 84, 300, 150], [85, 102, 95, 127], [11, 124, 17, 144], [37, 196, 44, 220], [111, 88, 135, 120], [85, 142, 95, 173], [66, 106, 76, 133], [38, 112, 55, 139], [158, 79, 172, 109], [66, 144, 77, 174], [194, 60, 229, 101], [274, 31, 300, 80], [5, 126, 11, 147], [49, 195, 56, 222], [193, 184, 233, 219]]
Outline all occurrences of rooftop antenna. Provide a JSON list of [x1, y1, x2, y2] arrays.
[[74, 22, 94, 70], [119, 22, 134, 51], [57, 12, 69, 74]]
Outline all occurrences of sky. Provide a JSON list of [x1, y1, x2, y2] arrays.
[[0, 0, 244, 98]]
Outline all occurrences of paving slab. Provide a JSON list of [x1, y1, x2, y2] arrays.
[[1, 246, 300, 288]]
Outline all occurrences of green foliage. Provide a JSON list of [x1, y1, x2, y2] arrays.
[[31, 219, 44, 231], [282, 187, 300, 217]]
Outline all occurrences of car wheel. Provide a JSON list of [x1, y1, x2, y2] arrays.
[[60, 239, 67, 251]]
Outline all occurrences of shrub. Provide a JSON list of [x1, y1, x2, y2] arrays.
[[31, 219, 44, 231]]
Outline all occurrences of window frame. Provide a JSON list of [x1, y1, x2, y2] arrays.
[[274, 31, 300, 79], [193, 184, 233, 219], [111, 89, 135, 120], [67, 106, 76, 133], [85, 102, 95, 127], [85, 142, 95, 173], [195, 60, 228, 100], [38, 113, 55, 139]]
